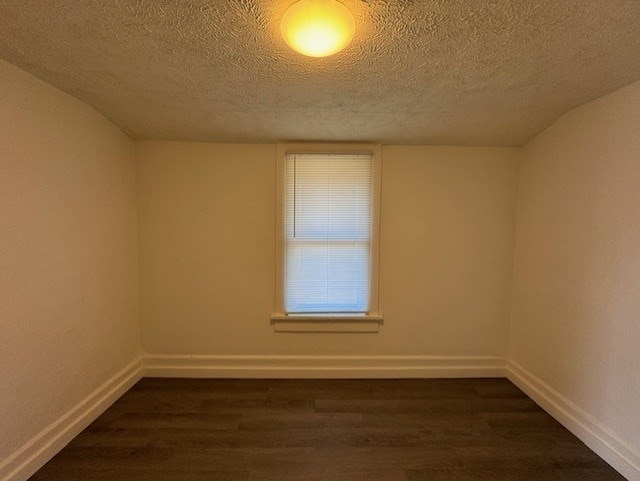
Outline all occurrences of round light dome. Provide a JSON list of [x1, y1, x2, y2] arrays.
[[281, 0, 355, 58]]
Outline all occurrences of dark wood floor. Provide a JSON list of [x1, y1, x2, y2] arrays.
[[31, 378, 625, 481]]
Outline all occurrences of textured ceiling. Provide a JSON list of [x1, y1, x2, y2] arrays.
[[1, 1, 640, 146]]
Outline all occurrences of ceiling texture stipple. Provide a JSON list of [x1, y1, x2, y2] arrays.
[[1, 0, 640, 146]]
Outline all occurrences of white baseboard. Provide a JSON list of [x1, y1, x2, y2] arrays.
[[507, 360, 640, 481], [143, 354, 506, 379], [6, 355, 635, 481], [0, 356, 143, 481]]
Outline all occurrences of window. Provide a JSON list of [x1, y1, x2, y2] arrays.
[[273, 144, 382, 331]]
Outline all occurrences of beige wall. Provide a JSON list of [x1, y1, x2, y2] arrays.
[[381, 146, 519, 356], [136, 142, 519, 357], [510, 80, 640, 451], [0, 60, 140, 463]]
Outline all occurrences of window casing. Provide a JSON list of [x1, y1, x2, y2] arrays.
[[274, 143, 382, 326]]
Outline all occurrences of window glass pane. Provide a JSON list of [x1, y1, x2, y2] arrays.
[[285, 241, 370, 313], [284, 153, 372, 313]]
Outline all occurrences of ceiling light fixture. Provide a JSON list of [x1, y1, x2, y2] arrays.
[[281, 0, 355, 58]]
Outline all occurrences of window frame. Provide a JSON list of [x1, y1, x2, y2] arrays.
[[272, 143, 382, 330]]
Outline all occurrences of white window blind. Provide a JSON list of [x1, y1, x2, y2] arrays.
[[284, 152, 373, 314]]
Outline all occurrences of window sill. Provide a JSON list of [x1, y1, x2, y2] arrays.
[[270, 314, 383, 333]]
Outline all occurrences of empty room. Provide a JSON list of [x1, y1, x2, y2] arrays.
[[1, 1, 639, 480]]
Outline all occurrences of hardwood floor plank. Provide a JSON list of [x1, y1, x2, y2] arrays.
[[105, 412, 241, 430], [238, 412, 363, 430], [405, 466, 626, 481], [360, 412, 492, 433], [315, 397, 539, 414], [31, 468, 251, 481], [67, 426, 422, 449]]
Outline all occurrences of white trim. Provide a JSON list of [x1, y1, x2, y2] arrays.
[[143, 354, 506, 379], [5, 356, 636, 481], [0, 356, 143, 481], [273, 321, 380, 333], [507, 360, 640, 481], [270, 314, 383, 332], [274, 142, 383, 317]]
